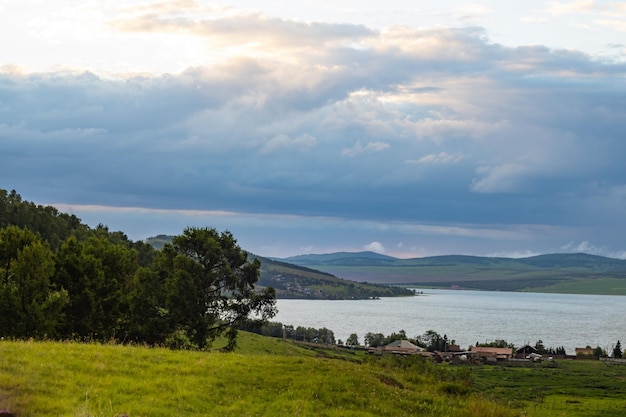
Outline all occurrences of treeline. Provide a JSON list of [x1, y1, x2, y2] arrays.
[[0, 189, 275, 350], [242, 321, 336, 344]]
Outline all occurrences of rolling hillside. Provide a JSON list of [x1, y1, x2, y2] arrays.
[[145, 237, 414, 299], [281, 251, 626, 295]]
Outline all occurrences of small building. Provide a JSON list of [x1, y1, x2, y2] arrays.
[[575, 347, 594, 356], [516, 345, 539, 359], [470, 346, 513, 362], [383, 339, 426, 355]]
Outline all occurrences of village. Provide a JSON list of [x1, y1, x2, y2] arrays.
[[357, 339, 626, 365]]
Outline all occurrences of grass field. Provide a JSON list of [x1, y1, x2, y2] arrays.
[[2, 334, 625, 416], [0, 334, 513, 417], [471, 360, 626, 417], [527, 277, 626, 295]]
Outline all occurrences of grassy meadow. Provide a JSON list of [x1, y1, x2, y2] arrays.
[[2, 333, 625, 417], [0, 333, 513, 417], [526, 277, 626, 295], [472, 360, 626, 417]]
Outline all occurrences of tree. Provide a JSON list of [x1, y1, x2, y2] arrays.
[[416, 330, 454, 352], [318, 327, 336, 344], [0, 226, 68, 338], [157, 227, 276, 350], [478, 339, 514, 349], [346, 333, 359, 346], [364, 332, 385, 347], [613, 340, 622, 359], [592, 345, 607, 357], [52, 235, 138, 340], [382, 330, 407, 345], [534, 339, 546, 354]]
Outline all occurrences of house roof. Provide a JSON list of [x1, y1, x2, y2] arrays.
[[384, 339, 425, 352], [470, 346, 513, 356], [516, 345, 539, 353]]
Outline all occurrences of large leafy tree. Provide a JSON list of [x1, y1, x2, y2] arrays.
[[0, 226, 68, 338], [52, 235, 138, 340], [156, 227, 276, 350]]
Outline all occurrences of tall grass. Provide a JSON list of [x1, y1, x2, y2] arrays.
[[0, 335, 515, 417], [472, 360, 626, 417]]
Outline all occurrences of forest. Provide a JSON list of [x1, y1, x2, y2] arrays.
[[0, 189, 275, 350]]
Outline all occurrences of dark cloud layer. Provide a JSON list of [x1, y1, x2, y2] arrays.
[[2, 16, 626, 257]]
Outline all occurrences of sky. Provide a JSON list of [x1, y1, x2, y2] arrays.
[[1, 0, 626, 259]]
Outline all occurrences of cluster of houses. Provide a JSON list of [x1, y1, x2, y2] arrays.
[[367, 340, 607, 363]]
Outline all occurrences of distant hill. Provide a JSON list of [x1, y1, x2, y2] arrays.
[[281, 252, 626, 295], [145, 237, 414, 299], [281, 251, 398, 266]]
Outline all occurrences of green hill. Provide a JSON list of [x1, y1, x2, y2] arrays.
[[282, 252, 626, 295], [145, 237, 414, 299], [254, 255, 413, 299]]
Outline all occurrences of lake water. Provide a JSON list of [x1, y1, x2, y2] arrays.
[[274, 289, 626, 354]]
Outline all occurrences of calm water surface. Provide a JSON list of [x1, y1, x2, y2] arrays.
[[274, 290, 626, 353]]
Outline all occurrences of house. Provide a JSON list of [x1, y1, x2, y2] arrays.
[[383, 339, 426, 355], [470, 346, 513, 361], [516, 345, 539, 359], [575, 347, 595, 356]]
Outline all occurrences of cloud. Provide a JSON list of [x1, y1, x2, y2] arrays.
[[546, 1, 598, 15], [544, 1, 626, 33], [520, 16, 547, 24], [452, 4, 493, 20], [260, 133, 317, 154], [558, 240, 626, 259], [341, 141, 390, 157], [407, 152, 464, 165], [594, 19, 626, 32], [364, 241, 386, 253], [112, 4, 376, 50], [1, 12, 626, 258]]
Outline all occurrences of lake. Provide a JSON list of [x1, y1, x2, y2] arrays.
[[274, 289, 626, 354]]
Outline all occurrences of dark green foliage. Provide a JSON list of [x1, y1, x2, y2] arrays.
[[346, 333, 359, 346], [613, 340, 622, 359], [0, 226, 68, 338], [0, 189, 90, 250], [365, 332, 386, 347], [593, 345, 607, 357], [416, 330, 454, 352], [240, 321, 336, 344], [477, 339, 514, 348], [0, 189, 276, 350], [152, 227, 277, 350]]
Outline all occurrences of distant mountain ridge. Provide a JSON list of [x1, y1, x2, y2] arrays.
[[280, 251, 626, 295], [144, 236, 414, 299]]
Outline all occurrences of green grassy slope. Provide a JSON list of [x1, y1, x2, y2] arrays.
[[282, 252, 626, 294], [473, 360, 626, 417], [0, 336, 514, 417]]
